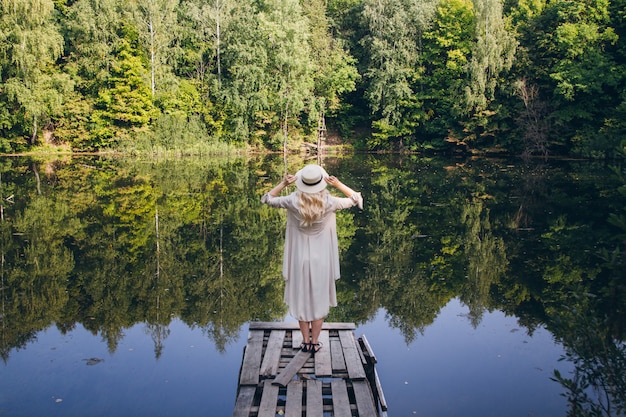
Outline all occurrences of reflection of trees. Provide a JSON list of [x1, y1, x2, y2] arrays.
[[506, 158, 626, 417], [349, 168, 418, 324], [147, 158, 287, 353], [0, 157, 287, 360], [459, 199, 507, 327], [545, 158, 625, 416], [0, 154, 625, 383], [382, 270, 447, 344], [550, 299, 626, 417], [506, 163, 549, 231], [144, 208, 170, 359], [343, 161, 458, 343], [1, 195, 76, 361], [177, 159, 287, 352]]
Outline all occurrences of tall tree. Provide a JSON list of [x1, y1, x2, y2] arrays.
[[359, 0, 437, 148], [63, 0, 124, 95], [259, 0, 314, 151], [222, 0, 314, 147], [463, 0, 517, 141], [131, 0, 180, 99], [0, 0, 73, 145], [56, 0, 126, 148], [604, 0, 626, 149], [301, 0, 359, 125], [522, 0, 621, 156], [420, 0, 475, 143], [93, 40, 155, 131], [221, 2, 271, 142], [183, 0, 233, 87]]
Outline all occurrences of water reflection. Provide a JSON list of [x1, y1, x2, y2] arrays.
[[0, 155, 625, 416]]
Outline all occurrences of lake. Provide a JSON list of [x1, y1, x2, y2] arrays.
[[0, 154, 624, 417]]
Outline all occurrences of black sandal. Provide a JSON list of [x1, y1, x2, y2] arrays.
[[310, 342, 323, 354], [300, 342, 310, 352]]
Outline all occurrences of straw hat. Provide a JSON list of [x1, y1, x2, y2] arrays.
[[295, 164, 328, 194]]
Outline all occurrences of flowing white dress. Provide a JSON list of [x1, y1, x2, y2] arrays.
[[261, 191, 363, 321]]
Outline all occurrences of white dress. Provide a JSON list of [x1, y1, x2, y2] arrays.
[[261, 191, 363, 321]]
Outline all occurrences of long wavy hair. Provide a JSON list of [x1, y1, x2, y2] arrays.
[[296, 190, 328, 227]]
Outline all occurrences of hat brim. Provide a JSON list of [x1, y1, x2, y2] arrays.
[[295, 165, 328, 194]]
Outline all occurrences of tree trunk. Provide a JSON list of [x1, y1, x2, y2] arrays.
[[150, 20, 156, 98], [282, 100, 289, 161], [30, 114, 38, 146], [216, 0, 222, 86]]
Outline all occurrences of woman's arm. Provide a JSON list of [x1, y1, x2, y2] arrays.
[[325, 176, 356, 197], [325, 175, 363, 209], [268, 174, 297, 197]]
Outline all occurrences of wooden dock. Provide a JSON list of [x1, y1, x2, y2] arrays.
[[232, 322, 388, 417]]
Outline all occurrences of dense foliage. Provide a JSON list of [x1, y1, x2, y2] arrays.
[[0, 0, 625, 156]]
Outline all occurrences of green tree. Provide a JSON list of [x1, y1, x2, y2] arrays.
[[420, 0, 475, 145], [259, 0, 315, 151], [93, 39, 155, 137], [518, 0, 621, 156], [301, 0, 359, 131], [602, 0, 626, 148], [62, 0, 124, 95], [359, 0, 437, 148], [183, 0, 234, 88], [131, 0, 180, 100], [222, 0, 314, 147], [221, 2, 270, 143], [462, 0, 517, 145], [56, 0, 126, 148], [163, 0, 232, 138], [0, 0, 73, 145]]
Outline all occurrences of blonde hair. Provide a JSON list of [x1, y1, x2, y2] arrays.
[[296, 190, 327, 227]]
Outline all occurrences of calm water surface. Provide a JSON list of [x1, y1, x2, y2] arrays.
[[0, 154, 624, 417], [1, 301, 568, 417]]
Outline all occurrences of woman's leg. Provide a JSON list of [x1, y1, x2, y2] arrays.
[[310, 318, 324, 351], [298, 320, 311, 349]]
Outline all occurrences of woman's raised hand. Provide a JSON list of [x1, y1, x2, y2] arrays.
[[324, 175, 340, 187], [325, 175, 357, 198], [283, 174, 297, 186]]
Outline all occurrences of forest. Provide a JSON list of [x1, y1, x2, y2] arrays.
[[0, 0, 625, 157]]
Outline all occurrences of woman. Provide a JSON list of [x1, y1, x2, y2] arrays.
[[261, 164, 363, 353]]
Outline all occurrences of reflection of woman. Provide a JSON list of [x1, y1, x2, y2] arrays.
[[261, 164, 363, 353]]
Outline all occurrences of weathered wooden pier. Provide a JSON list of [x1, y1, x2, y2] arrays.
[[232, 322, 388, 417]]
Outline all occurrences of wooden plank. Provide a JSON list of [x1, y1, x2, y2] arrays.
[[330, 338, 346, 372], [306, 379, 323, 417], [257, 381, 279, 417], [234, 323, 389, 417], [374, 368, 388, 411], [352, 380, 378, 417], [249, 322, 356, 331], [330, 379, 352, 417], [360, 334, 377, 364], [284, 380, 303, 417], [314, 330, 331, 377], [272, 350, 311, 387], [339, 330, 366, 380], [292, 328, 305, 350], [260, 330, 285, 377], [239, 330, 264, 385], [357, 339, 368, 365], [231, 386, 256, 417]]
